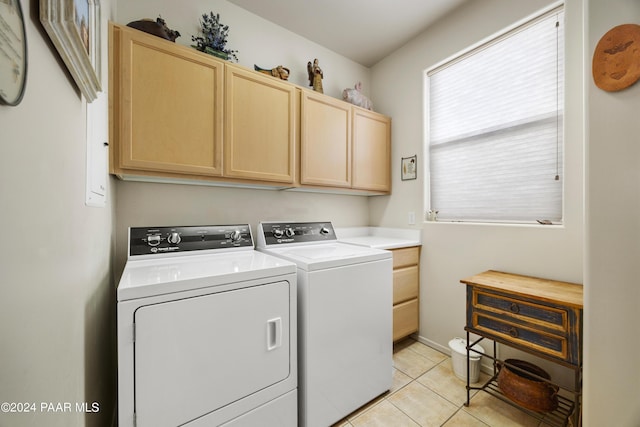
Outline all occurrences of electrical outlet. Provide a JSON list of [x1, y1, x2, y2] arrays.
[[408, 211, 415, 225]]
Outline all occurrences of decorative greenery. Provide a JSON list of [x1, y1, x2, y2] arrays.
[[191, 12, 238, 62]]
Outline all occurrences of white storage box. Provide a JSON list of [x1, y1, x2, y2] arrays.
[[449, 337, 485, 383]]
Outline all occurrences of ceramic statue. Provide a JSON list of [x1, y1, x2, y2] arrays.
[[307, 58, 323, 93], [342, 82, 373, 110], [254, 65, 290, 80]]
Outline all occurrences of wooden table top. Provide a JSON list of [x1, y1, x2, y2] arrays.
[[460, 270, 583, 309]]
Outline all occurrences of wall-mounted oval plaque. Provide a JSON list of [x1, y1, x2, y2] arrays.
[[0, 0, 28, 106], [592, 24, 640, 92]]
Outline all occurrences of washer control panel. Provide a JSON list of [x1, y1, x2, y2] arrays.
[[260, 222, 336, 245], [129, 224, 253, 257]]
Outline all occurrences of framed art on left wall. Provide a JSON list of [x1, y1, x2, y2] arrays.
[[40, 0, 101, 101], [0, 0, 28, 106]]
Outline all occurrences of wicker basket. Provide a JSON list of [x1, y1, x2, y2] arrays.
[[497, 359, 559, 412]]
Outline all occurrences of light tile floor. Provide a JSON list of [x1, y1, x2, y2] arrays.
[[332, 338, 560, 427]]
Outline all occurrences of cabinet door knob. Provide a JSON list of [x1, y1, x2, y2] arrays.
[[509, 302, 520, 313], [508, 327, 519, 338]]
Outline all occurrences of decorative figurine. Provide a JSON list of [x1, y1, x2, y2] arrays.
[[342, 82, 373, 110], [191, 12, 238, 62], [127, 16, 181, 42], [254, 64, 290, 80], [307, 58, 323, 93]]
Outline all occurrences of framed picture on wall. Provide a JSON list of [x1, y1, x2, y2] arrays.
[[401, 155, 417, 181], [40, 0, 101, 101], [0, 0, 28, 106]]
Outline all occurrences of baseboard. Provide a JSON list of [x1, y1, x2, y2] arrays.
[[414, 334, 450, 355], [413, 333, 497, 375]]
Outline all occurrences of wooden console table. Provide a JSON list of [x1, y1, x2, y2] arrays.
[[460, 270, 583, 427]]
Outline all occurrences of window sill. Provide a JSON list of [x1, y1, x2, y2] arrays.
[[423, 220, 564, 229]]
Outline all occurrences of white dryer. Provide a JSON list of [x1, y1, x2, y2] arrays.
[[117, 224, 297, 427], [256, 221, 393, 427]]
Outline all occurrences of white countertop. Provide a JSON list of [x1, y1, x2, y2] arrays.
[[334, 227, 422, 249]]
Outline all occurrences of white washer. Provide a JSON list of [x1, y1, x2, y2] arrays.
[[256, 221, 393, 427], [117, 224, 297, 427]]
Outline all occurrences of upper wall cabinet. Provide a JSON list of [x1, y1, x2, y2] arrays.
[[224, 64, 297, 184], [109, 23, 390, 193], [299, 89, 391, 193], [110, 23, 224, 178], [300, 90, 352, 188], [352, 107, 391, 192]]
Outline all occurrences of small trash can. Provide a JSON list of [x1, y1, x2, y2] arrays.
[[448, 337, 485, 383]]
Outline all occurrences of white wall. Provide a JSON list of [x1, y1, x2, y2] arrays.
[[0, 1, 116, 426], [370, 0, 584, 388], [115, 0, 371, 100], [112, 0, 375, 275], [370, 0, 640, 423], [13, 0, 640, 425], [114, 183, 369, 276], [584, 0, 640, 424], [111, 0, 640, 424]]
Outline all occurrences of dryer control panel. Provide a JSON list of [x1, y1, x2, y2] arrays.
[[129, 224, 253, 257], [258, 222, 336, 245]]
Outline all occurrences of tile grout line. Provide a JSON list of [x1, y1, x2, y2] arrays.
[[391, 340, 495, 427], [344, 338, 539, 427], [381, 391, 423, 427], [390, 344, 455, 426]]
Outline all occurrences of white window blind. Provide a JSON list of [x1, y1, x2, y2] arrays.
[[427, 7, 564, 223]]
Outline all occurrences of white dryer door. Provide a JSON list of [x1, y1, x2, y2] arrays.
[[133, 281, 291, 427]]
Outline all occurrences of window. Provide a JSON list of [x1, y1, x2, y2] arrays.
[[426, 6, 564, 224]]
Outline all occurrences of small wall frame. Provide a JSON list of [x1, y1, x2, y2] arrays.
[[401, 155, 417, 181]]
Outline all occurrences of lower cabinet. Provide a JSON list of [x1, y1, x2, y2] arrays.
[[391, 246, 420, 341]]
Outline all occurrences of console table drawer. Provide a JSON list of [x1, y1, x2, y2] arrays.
[[472, 312, 567, 360], [473, 289, 568, 333]]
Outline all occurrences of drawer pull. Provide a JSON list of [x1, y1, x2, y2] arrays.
[[509, 302, 520, 314], [509, 327, 519, 338]]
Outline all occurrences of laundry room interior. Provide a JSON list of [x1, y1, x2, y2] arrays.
[[1, 0, 639, 426]]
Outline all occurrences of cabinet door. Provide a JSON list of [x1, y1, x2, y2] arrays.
[[352, 108, 391, 192], [300, 91, 351, 187], [112, 24, 223, 176], [224, 65, 296, 183]]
